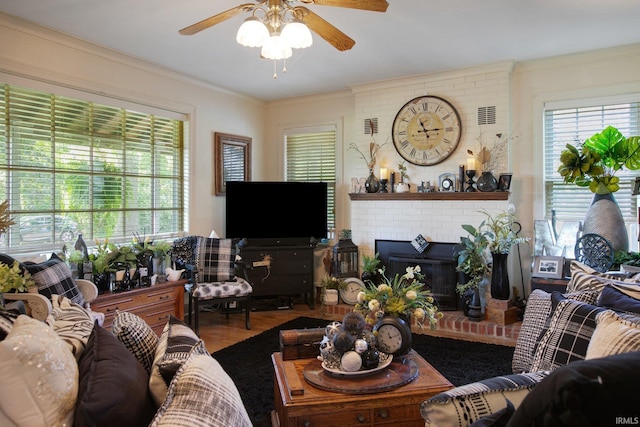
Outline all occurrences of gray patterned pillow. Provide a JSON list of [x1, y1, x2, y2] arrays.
[[111, 310, 159, 374], [150, 345, 252, 427], [420, 371, 549, 427], [149, 315, 208, 406], [511, 289, 599, 374], [529, 293, 605, 372]]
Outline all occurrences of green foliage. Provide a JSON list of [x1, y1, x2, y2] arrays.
[[0, 261, 34, 293], [455, 224, 489, 294], [361, 252, 380, 273], [558, 126, 640, 194]]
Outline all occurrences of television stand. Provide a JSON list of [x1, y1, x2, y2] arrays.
[[241, 245, 315, 309]]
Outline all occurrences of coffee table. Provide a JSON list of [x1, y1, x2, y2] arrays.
[[271, 351, 453, 427]]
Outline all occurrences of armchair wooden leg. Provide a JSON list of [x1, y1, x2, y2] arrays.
[[193, 296, 200, 336]]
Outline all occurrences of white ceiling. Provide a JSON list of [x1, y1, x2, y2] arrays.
[[1, 0, 639, 102]]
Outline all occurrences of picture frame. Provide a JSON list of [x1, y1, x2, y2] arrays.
[[632, 176, 640, 196], [214, 132, 251, 196], [532, 255, 565, 279], [498, 173, 512, 191]]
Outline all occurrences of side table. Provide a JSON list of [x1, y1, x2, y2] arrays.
[[271, 351, 453, 427]]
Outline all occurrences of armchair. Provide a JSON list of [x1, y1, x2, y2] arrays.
[[185, 237, 253, 335]]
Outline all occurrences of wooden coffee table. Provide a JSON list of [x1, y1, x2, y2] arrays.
[[271, 351, 453, 427]]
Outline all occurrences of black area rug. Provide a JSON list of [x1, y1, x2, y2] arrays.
[[212, 316, 514, 427]]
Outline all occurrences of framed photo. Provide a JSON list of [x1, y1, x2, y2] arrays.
[[632, 176, 640, 196], [532, 256, 564, 279], [498, 173, 512, 191], [214, 132, 251, 196]]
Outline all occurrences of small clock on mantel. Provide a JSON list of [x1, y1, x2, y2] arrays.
[[392, 95, 463, 166]]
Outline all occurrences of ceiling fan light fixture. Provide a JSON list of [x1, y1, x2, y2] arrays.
[[281, 19, 313, 49], [236, 16, 269, 47], [261, 34, 293, 60]]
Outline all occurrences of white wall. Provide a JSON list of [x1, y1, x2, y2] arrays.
[[0, 14, 265, 238]]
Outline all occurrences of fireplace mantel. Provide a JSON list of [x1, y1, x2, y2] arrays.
[[349, 192, 509, 201]]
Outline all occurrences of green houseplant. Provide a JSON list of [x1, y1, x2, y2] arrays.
[[320, 275, 346, 307], [455, 224, 489, 320], [558, 126, 640, 251], [361, 252, 380, 284]]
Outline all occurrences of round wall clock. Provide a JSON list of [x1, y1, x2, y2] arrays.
[[392, 95, 462, 166]]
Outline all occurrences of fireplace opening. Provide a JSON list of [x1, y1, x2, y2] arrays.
[[375, 239, 463, 311]]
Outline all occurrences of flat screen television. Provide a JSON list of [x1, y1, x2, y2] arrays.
[[225, 181, 328, 246]]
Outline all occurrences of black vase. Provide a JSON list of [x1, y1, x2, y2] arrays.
[[467, 287, 483, 321], [361, 270, 378, 285], [365, 169, 380, 193], [93, 272, 111, 294], [476, 171, 498, 192], [490, 252, 510, 300]]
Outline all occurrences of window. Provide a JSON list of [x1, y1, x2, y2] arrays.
[[0, 83, 186, 254], [543, 96, 640, 224], [285, 127, 336, 231]]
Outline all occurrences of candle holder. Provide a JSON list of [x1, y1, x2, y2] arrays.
[[379, 179, 389, 193], [465, 170, 476, 192]]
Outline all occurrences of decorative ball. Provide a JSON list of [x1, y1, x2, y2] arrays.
[[340, 351, 363, 372], [342, 312, 366, 336], [354, 339, 368, 353], [361, 349, 380, 370], [325, 321, 342, 340], [333, 330, 356, 354], [319, 336, 341, 368], [360, 330, 377, 348]]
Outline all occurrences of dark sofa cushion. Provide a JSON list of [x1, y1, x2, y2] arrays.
[[598, 284, 640, 315], [506, 351, 640, 427], [75, 323, 156, 427]]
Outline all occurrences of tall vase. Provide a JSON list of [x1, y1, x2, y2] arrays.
[[490, 252, 510, 300], [365, 169, 380, 193], [476, 171, 498, 192], [583, 192, 629, 252]]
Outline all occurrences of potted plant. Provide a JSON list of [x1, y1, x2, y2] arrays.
[[320, 275, 346, 306], [455, 224, 489, 320], [558, 125, 640, 251], [361, 252, 380, 284]]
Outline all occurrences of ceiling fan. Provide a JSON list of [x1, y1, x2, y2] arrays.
[[179, 0, 389, 52]]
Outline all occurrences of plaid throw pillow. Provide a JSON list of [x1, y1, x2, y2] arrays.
[[529, 292, 605, 372], [194, 237, 237, 283], [23, 253, 85, 307]]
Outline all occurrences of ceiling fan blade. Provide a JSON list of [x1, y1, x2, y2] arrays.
[[179, 4, 255, 36], [296, 7, 355, 51], [296, 0, 388, 12]]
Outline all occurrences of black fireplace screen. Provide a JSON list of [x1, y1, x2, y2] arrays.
[[375, 239, 462, 311]]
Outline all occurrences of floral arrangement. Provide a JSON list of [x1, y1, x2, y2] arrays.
[[558, 126, 640, 194], [479, 209, 529, 255], [397, 160, 408, 182], [468, 132, 516, 172], [0, 261, 34, 293], [355, 266, 443, 330], [455, 224, 490, 294], [348, 119, 389, 171]]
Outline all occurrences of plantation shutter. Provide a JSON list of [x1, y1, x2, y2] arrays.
[[285, 128, 336, 230], [543, 97, 640, 223], [0, 82, 185, 253]]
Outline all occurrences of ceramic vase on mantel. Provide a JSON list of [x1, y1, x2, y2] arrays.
[[476, 171, 498, 192], [364, 169, 380, 193], [582, 192, 629, 252]]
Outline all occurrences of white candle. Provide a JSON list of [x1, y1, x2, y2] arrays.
[[467, 158, 476, 171], [380, 167, 388, 180]]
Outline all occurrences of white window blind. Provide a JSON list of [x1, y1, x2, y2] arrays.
[[0, 83, 185, 254], [543, 98, 640, 223], [285, 128, 336, 230]]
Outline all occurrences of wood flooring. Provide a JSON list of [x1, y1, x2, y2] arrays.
[[196, 302, 337, 353]]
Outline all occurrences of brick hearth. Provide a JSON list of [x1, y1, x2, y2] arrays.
[[322, 303, 520, 347]]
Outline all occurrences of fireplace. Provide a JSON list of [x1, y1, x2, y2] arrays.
[[375, 239, 463, 311]]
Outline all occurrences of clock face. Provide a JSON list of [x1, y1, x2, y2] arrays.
[[376, 324, 403, 354], [374, 316, 412, 356], [392, 95, 462, 166], [339, 278, 364, 305]]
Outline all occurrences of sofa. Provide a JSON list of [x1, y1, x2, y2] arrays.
[[0, 252, 251, 427], [420, 261, 640, 426]]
